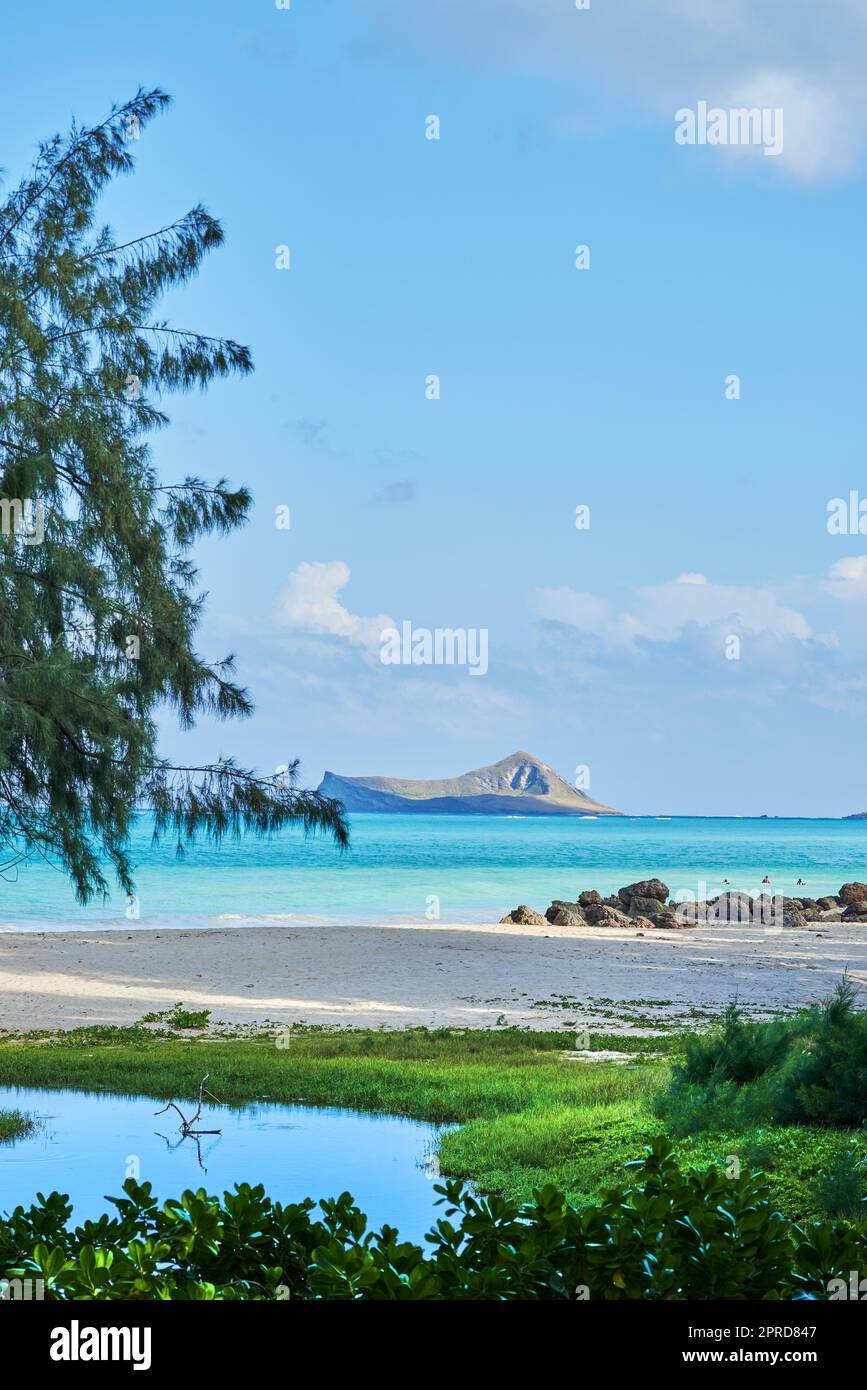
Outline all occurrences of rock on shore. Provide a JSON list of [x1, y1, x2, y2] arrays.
[[498, 881, 867, 930], [499, 905, 547, 926]]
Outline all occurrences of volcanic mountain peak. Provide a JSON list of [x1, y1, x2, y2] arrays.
[[317, 751, 620, 816]]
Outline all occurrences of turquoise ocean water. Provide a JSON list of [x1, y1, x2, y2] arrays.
[[1, 813, 866, 931]]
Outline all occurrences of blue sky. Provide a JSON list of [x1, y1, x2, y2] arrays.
[[3, 0, 867, 815]]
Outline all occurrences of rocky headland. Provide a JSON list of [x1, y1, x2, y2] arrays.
[[318, 750, 620, 816]]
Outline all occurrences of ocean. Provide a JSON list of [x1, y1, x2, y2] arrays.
[[1, 813, 866, 931]]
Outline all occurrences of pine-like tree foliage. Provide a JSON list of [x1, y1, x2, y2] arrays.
[[0, 90, 348, 902]]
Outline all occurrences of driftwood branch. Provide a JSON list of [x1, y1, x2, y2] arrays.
[[155, 1075, 222, 1136]]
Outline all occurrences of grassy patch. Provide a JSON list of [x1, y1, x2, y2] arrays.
[[0, 1027, 664, 1124], [0, 1024, 857, 1223], [0, 1109, 33, 1143]]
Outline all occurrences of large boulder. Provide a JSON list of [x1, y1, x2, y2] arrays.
[[545, 900, 585, 926], [710, 891, 754, 923], [672, 899, 707, 924], [840, 882, 867, 906], [625, 893, 667, 919], [651, 909, 696, 929], [783, 906, 808, 930], [753, 893, 783, 928], [842, 903, 867, 923], [817, 896, 842, 911], [733, 894, 803, 929], [500, 905, 546, 926], [618, 878, 669, 905], [578, 889, 603, 908], [584, 904, 634, 929], [676, 893, 759, 925]]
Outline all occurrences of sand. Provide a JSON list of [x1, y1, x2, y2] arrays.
[[0, 919, 864, 1034]]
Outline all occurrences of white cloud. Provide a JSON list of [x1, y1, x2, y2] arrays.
[[274, 561, 394, 653], [725, 69, 857, 179], [829, 554, 867, 580], [532, 574, 813, 648], [823, 554, 867, 600], [357, 0, 867, 181], [530, 588, 619, 641]]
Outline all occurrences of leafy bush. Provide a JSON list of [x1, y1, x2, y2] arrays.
[[813, 1145, 867, 1222], [657, 983, 867, 1134], [139, 1004, 212, 1030], [1, 1138, 865, 1300]]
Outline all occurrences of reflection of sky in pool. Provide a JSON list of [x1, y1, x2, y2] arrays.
[[0, 1085, 446, 1245]]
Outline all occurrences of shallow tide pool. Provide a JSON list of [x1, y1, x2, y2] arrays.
[[0, 1085, 447, 1245]]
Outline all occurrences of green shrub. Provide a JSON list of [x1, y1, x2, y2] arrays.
[[657, 982, 867, 1134], [813, 1145, 867, 1222], [1, 1137, 865, 1300], [140, 1004, 212, 1030]]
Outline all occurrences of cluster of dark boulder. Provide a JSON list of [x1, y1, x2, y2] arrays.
[[675, 883, 867, 928], [500, 879, 679, 931], [499, 880, 867, 930]]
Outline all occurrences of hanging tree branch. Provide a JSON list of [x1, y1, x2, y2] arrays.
[[0, 90, 348, 902]]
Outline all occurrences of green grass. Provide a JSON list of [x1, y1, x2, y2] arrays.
[[0, 1026, 665, 1123], [0, 1025, 858, 1222], [0, 1108, 33, 1143]]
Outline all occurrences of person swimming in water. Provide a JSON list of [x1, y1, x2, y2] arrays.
[[762, 875, 771, 885], [796, 878, 805, 886]]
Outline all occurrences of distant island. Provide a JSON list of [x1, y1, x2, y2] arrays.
[[844, 812, 867, 819], [317, 750, 621, 816]]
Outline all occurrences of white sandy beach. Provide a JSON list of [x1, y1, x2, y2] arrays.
[[0, 919, 864, 1034]]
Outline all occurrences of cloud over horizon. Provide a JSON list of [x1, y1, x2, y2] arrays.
[[532, 571, 815, 649], [274, 561, 394, 654], [357, 0, 867, 180]]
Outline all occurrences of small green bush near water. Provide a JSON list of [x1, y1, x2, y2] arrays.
[[2, 1138, 865, 1300], [657, 982, 867, 1135]]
